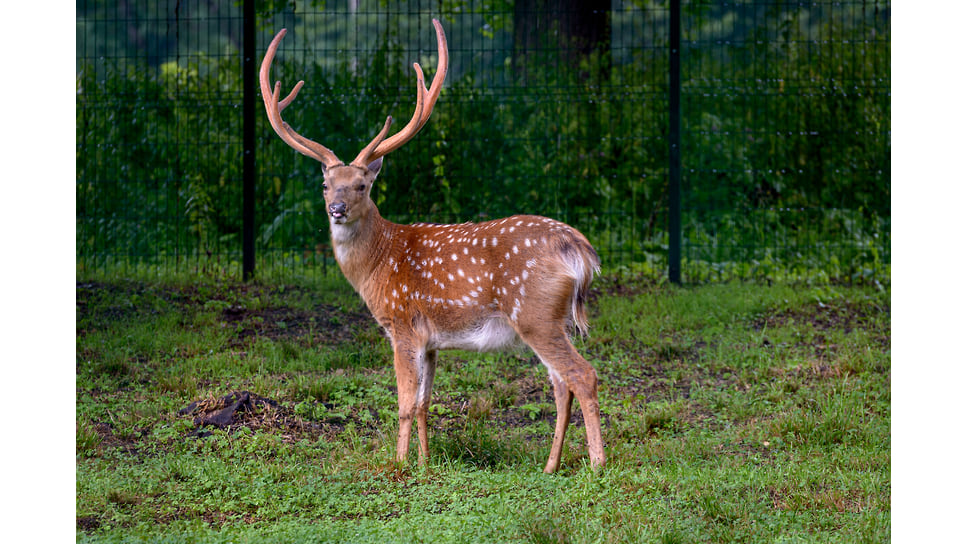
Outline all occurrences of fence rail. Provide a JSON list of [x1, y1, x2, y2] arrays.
[[76, 0, 891, 283]]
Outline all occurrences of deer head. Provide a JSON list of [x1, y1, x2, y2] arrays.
[[259, 20, 448, 233]]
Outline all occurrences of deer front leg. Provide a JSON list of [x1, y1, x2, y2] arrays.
[[415, 349, 438, 464], [392, 343, 420, 465]]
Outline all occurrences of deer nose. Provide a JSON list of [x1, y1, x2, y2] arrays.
[[328, 202, 347, 218]]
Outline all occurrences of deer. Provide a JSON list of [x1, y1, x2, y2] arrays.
[[259, 19, 604, 473]]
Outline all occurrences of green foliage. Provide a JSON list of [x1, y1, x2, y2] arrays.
[[76, 1, 889, 283]]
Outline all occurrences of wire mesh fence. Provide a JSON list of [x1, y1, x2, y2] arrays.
[[678, 0, 890, 283], [76, 0, 890, 283]]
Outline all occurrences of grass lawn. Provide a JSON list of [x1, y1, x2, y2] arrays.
[[76, 274, 890, 543]]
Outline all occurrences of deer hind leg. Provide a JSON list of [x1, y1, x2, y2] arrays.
[[521, 327, 605, 473], [545, 372, 574, 473], [415, 349, 438, 464]]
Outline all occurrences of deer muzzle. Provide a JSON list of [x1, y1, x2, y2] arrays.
[[328, 201, 348, 222]]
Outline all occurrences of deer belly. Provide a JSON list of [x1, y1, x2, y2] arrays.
[[429, 315, 526, 353]]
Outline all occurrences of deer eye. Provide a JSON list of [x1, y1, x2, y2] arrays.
[[357, 184, 366, 192], [322, 183, 329, 191]]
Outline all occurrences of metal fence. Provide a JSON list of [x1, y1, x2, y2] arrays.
[[76, 0, 891, 283]]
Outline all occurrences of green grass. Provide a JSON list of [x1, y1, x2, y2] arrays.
[[76, 273, 890, 543]]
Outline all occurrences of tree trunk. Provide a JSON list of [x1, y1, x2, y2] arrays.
[[513, 0, 611, 83]]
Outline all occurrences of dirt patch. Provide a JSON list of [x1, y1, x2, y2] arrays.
[[752, 298, 891, 356], [586, 273, 661, 307], [176, 390, 342, 440], [76, 280, 379, 347], [76, 515, 101, 532], [752, 299, 889, 336], [178, 390, 280, 428], [220, 303, 374, 348]]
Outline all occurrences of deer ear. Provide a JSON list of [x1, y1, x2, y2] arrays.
[[366, 157, 384, 178]]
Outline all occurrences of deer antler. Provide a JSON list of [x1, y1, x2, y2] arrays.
[[260, 20, 449, 171], [259, 28, 344, 168], [350, 18, 449, 167]]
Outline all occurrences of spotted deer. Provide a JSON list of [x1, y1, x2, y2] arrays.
[[260, 19, 604, 472]]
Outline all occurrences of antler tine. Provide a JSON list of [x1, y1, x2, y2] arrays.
[[351, 115, 395, 168], [420, 19, 450, 127], [277, 79, 304, 110], [352, 18, 449, 166], [350, 66, 426, 167], [260, 29, 344, 168]]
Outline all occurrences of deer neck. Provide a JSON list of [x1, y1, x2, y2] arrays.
[[329, 201, 394, 293]]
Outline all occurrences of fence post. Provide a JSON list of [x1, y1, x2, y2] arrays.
[[242, 0, 256, 281], [668, 0, 682, 284]]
